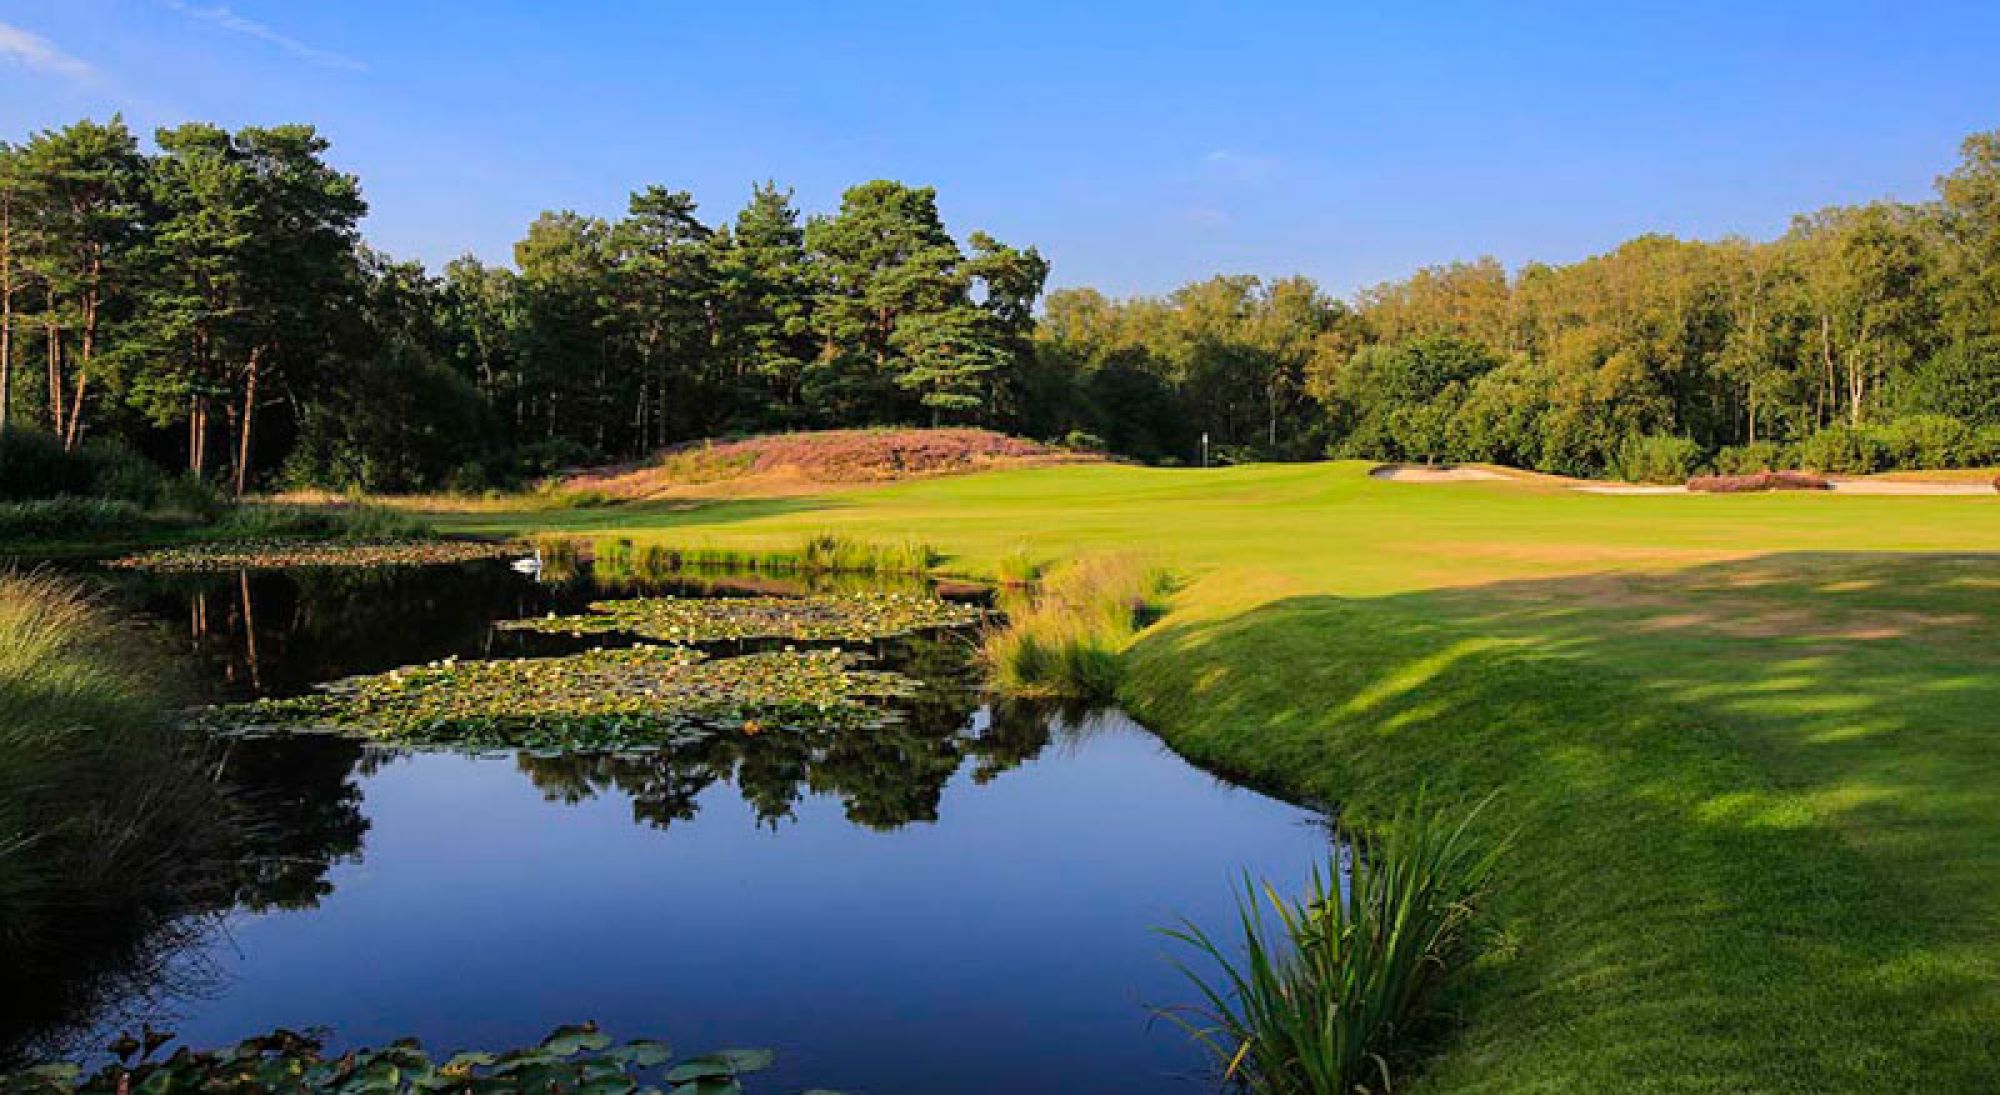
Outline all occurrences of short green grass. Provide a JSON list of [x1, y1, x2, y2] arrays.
[[425, 461, 2000, 1092]]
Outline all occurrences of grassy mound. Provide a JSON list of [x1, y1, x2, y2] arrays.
[[565, 428, 1100, 498]]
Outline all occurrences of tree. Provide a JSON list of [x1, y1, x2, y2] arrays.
[[804, 181, 966, 421], [712, 182, 816, 422], [610, 186, 713, 447], [14, 117, 147, 449]]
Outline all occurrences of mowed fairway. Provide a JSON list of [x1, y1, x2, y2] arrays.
[[432, 463, 2000, 1092]]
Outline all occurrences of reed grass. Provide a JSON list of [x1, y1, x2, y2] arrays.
[[1161, 792, 1503, 1095], [0, 571, 224, 965], [983, 555, 1171, 700], [592, 533, 938, 579]]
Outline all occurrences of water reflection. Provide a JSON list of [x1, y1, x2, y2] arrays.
[[5, 560, 1326, 1092]]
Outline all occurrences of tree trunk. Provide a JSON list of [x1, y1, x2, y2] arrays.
[[63, 278, 98, 450], [190, 394, 210, 476], [0, 195, 11, 435], [45, 292, 62, 435], [234, 348, 262, 497]]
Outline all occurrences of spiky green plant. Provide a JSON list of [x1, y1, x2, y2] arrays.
[[1162, 792, 1503, 1094]]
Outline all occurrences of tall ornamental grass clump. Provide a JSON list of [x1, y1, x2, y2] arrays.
[[1163, 793, 1503, 1095], [0, 571, 225, 971], [983, 555, 1171, 700]]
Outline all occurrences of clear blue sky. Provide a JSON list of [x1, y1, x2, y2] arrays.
[[3, 1, 1995, 297]]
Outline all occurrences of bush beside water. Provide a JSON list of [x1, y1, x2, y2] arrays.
[[983, 555, 1171, 701]]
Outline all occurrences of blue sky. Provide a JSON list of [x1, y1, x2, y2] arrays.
[[3, 1, 1996, 297]]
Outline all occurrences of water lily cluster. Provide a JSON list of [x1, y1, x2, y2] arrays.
[[108, 539, 518, 572], [202, 646, 920, 750], [500, 592, 984, 644], [0, 1023, 802, 1094]]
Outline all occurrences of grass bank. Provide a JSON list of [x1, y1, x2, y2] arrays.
[[428, 460, 2000, 1091]]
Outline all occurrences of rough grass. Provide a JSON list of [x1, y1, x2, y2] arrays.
[[0, 571, 224, 1010], [593, 533, 937, 579], [982, 555, 1170, 700], [432, 460, 2000, 1091]]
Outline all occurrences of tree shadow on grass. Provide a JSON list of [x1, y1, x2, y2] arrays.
[[1127, 551, 2000, 1093]]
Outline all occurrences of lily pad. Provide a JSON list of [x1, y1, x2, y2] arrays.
[[107, 538, 518, 572], [498, 592, 983, 644], [198, 646, 922, 749]]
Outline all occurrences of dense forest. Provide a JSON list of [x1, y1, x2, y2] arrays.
[[3, 115, 1999, 492]]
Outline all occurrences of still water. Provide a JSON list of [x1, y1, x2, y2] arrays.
[[20, 561, 1325, 1093]]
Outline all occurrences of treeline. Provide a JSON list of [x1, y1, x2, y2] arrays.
[[1036, 131, 2000, 477], [6, 115, 1999, 492], [0, 116, 1046, 493]]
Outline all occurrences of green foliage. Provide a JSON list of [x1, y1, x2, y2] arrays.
[[1794, 425, 1889, 474], [1162, 793, 1502, 1095], [0, 432, 196, 509], [106, 538, 510, 573], [500, 592, 983, 644], [0, 570, 227, 1001], [203, 646, 919, 750], [204, 503, 434, 542], [1609, 434, 1708, 484], [1867, 414, 1991, 468], [983, 555, 1171, 700], [594, 534, 937, 578], [0, 1023, 797, 1095], [1713, 441, 1793, 474], [0, 498, 155, 542]]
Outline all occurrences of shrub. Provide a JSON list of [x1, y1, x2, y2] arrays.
[[983, 555, 1171, 700], [0, 431, 177, 507], [1867, 414, 1986, 469], [0, 498, 155, 542], [1162, 792, 1504, 1095], [1712, 441, 1793, 475], [1795, 426, 1888, 475], [1610, 434, 1706, 484], [1062, 429, 1108, 453], [205, 503, 433, 541], [1687, 471, 1831, 493]]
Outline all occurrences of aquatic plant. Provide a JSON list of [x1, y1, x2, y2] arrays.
[[983, 555, 1171, 700], [500, 592, 983, 644], [594, 533, 938, 578], [0, 1022, 812, 1094], [106, 538, 518, 572], [1161, 793, 1503, 1095], [202, 646, 920, 749]]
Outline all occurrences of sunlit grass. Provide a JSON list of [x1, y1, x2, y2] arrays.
[[983, 555, 1170, 700]]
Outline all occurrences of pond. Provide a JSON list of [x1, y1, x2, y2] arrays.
[[9, 558, 1326, 1093]]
